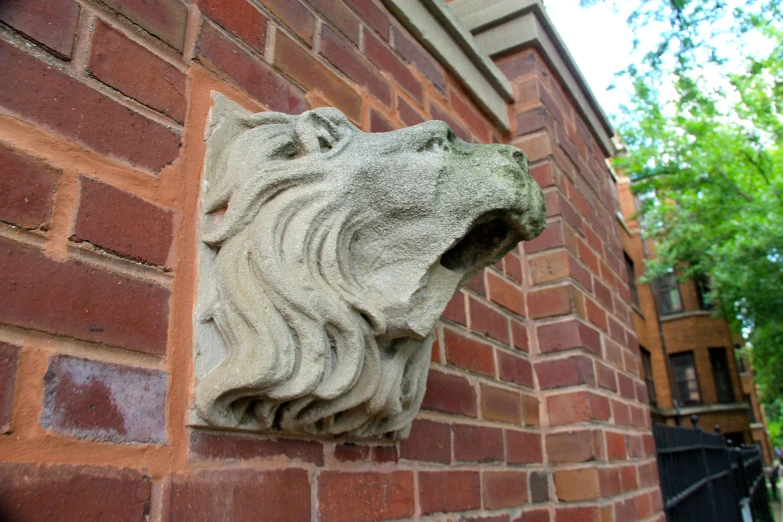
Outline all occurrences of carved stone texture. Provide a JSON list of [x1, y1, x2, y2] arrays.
[[194, 93, 546, 440]]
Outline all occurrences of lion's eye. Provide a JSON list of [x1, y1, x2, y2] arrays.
[[420, 136, 450, 153]]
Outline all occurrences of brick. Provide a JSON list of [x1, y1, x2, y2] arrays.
[[515, 106, 555, 137], [599, 467, 622, 496], [594, 278, 613, 309], [467, 270, 487, 295], [0, 0, 80, 58], [0, 143, 60, 229], [1, 40, 181, 173], [366, 32, 422, 103], [334, 443, 370, 462], [481, 383, 522, 424], [346, 0, 389, 41], [529, 471, 549, 503], [100, 0, 187, 50], [397, 95, 424, 126], [521, 394, 540, 426], [530, 250, 571, 284], [617, 373, 635, 399], [399, 419, 450, 463], [585, 297, 608, 331], [88, 22, 186, 123], [370, 108, 394, 132], [518, 509, 551, 522], [554, 468, 600, 501], [536, 355, 595, 390], [0, 236, 170, 354], [537, 319, 600, 355], [0, 462, 150, 521], [371, 446, 398, 463], [454, 424, 504, 462], [445, 329, 495, 377], [547, 391, 611, 426], [606, 431, 626, 460], [419, 471, 480, 515], [638, 462, 657, 487], [167, 468, 310, 521], [554, 506, 603, 522], [72, 177, 174, 266], [513, 132, 553, 163], [264, 0, 315, 45], [393, 27, 446, 92], [506, 429, 542, 464], [430, 98, 472, 141], [42, 355, 166, 443], [471, 298, 510, 344], [0, 342, 21, 433], [442, 292, 467, 325], [189, 430, 324, 465], [274, 31, 362, 122], [498, 49, 547, 81], [620, 465, 639, 492], [635, 381, 649, 404], [421, 368, 477, 417], [636, 492, 653, 519], [487, 271, 525, 317], [612, 399, 632, 427], [483, 471, 528, 509], [596, 362, 617, 391], [197, 23, 307, 115], [529, 161, 556, 188], [308, 0, 360, 44], [511, 320, 529, 352], [319, 471, 414, 522], [196, 0, 266, 53], [527, 285, 572, 318], [498, 350, 534, 388], [546, 429, 602, 463], [505, 252, 523, 283], [320, 25, 391, 106], [615, 497, 636, 522]]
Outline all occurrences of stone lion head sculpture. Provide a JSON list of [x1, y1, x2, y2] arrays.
[[194, 93, 545, 440]]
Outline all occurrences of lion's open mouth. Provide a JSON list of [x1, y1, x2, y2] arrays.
[[440, 217, 522, 273]]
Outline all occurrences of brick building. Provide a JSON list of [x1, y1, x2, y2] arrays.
[[615, 167, 774, 466], [0, 0, 665, 520]]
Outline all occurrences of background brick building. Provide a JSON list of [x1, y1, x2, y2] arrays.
[[0, 0, 665, 520]]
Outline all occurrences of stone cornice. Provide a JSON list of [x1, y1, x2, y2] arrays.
[[450, 0, 616, 156]]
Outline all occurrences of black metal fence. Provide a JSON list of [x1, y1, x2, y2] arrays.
[[654, 423, 773, 522]]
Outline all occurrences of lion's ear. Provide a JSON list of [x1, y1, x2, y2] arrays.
[[293, 109, 350, 155]]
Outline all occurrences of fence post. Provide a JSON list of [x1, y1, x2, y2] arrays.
[[697, 427, 721, 522]]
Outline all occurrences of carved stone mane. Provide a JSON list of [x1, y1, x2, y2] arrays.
[[194, 93, 546, 440]]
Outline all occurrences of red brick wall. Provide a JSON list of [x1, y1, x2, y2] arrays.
[[0, 0, 663, 520]]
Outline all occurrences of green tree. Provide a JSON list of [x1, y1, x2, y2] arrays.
[[586, 1, 783, 403]]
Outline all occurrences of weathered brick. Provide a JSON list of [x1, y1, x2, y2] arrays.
[[527, 285, 573, 319], [365, 32, 422, 104], [0, 0, 80, 58], [0, 462, 151, 521], [346, 0, 389, 41], [99, 0, 187, 50], [418, 471, 480, 515], [444, 329, 495, 377], [274, 31, 362, 122], [392, 27, 446, 92], [196, 0, 266, 53], [334, 443, 370, 462], [498, 350, 534, 388], [319, 471, 414, 522], [166, 468, 310, 521], [487, 271, 526, 317], [320, 25, 391, 106], [546, 429, 603, 463], [0, 342, 21, 433], [554, 468, 600, 501], [189, 430, 324, 465], [529, 472, 549, 504], [471, 297, 510, 344], [0, 236, 170, 354], [536, 354, 595, 390], [481, 383, 522, 424], [483, 471, 528, 509], [72, 177, 174, 267], [371, 446, 398, 463], [1, 40, 181, 173], [308, 0, 360, 44], [421, 368, 477, 417], [537, 319, 600, 355], [399, 419, 451, 463], [0, 143, 60, 230], [197, 22, 307, 114], [454, 424, 504, 463], [42, 355, 167, 443], [506, 429, 542, 465], [264, 0, 315, 45], [547, 391, 611, 426]]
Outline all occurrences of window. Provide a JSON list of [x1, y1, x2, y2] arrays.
[[624, 253, 640, 308], [745, 394, 756, 423], [656, 272, 683, 315], [641, 347, 657, 406], [709, 347, 734, 403], [695, 273, 713, 310], [671, 352, 701, 405]]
